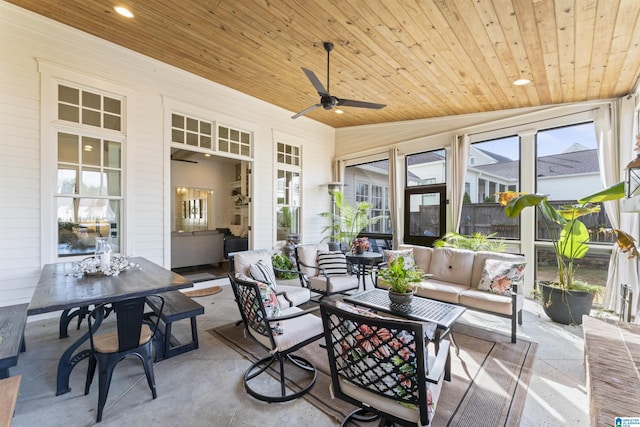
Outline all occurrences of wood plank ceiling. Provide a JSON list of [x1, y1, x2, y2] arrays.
[[7, 0, 640, 128]]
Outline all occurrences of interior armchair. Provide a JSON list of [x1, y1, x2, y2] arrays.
[[228, 249, 311, 307], [84, 295, 164, 423], [228, 274, 324, 402], [320, 299, 451, 427], [294, 243, 360, 298]]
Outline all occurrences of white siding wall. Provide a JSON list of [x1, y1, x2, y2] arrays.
[[0, 2, 334, 305]]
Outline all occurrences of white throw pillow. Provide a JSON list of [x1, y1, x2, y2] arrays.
[[249, 259, 277, 290]]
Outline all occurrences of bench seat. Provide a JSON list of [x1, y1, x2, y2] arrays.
[[145, 291, 204, 360], [0, 304, 28, 379]]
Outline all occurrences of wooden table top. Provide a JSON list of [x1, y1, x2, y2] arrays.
[[28, 257, 192, 315]]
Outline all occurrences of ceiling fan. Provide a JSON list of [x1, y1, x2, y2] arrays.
[[291, 42, 386, 119]]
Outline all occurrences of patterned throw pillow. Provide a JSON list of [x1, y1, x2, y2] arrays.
[[383, 249, 415, 270], [317, 251, 348, 276], [249, 259, 277, 290], [478, 259, 526, 295], [234, 272, 283, 335]]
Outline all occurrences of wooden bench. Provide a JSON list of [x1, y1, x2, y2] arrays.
[[583, 316, 640, 425], [0, 375, 21, 427], [0, 304, 28, 379], [145, 291, 204, 361]]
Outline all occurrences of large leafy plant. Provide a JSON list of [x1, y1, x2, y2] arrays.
[[498, 182, 637, 292], [320, 190, 387, 247]]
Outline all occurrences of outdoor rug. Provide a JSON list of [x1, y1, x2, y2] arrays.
[[208, 320, 537, 426]]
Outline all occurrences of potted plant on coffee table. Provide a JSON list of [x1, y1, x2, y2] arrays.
[[377, 257, 423, 306], [498, 183, 637, 325]]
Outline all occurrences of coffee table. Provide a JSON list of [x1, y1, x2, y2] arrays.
[[345, 288, 465, 355]]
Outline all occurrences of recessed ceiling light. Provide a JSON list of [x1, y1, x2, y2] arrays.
[[513, 78, 531, 86], [114, 6, 134, 18], [204, 153, 211, 157], [335, 109, 344, 114]]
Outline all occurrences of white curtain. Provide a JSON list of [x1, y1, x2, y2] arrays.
[[388, 148, 403, 249], [451, 134, 471, 232], [594, 100, 640, 320]]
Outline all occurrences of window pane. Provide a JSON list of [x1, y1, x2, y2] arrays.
[[57, 198, 120, 257], [58, 85, 79, 104], [82, 108, 101, 127], [408, 192, 440, 237], [57, 167, 77, 194], [461, 136, 519, 238], [81, 137, 101, 166], [82, 91, 101, 109], [103, 113, 121, 131], [104, 141, 121, 168], [535, 122, 612, 243], [105, 170, 121, 196], [406, 150, 446, 186], [58, 104, 79, 122], [58, 133, 79, 163], [81, 168, 103, 195], [103, 97, 121, 114]]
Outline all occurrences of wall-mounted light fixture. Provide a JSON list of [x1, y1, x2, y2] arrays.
[[625, 156, 640, 198]]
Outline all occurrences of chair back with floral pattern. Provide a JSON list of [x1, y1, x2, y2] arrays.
[[320, 300, 436, 426]]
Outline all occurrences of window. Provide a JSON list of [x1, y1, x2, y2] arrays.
[[344, 160, 392, 235], [56, 84, 123, 257], [219, 124, 251, 156], [535, 122, 613, 288], [404, 150, 446, 245], [171, 113, 213, 149], [462, 136, 520, 239], [276, 142, 301, 241]]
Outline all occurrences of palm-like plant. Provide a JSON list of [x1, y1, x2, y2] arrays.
[[320, 190, 387, 247], [498, 182, 638, 291]]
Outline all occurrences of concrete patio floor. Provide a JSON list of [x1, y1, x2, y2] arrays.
[[10, 277, 591, 426]]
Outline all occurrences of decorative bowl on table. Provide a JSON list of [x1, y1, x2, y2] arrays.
[[73, 255, 137, 277]]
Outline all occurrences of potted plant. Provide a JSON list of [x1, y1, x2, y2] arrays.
[[498, 183, 637, 324], [377, 257, 423, 305], [350, 237, 371, 254], [319, 190, 387, 251]]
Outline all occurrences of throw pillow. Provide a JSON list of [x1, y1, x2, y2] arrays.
[[317, 251, 348, 276], [383, 249, 415, 270], [478, 259, 526, 296], [234, 273, 283, 335], [249, 259, 277, 290]]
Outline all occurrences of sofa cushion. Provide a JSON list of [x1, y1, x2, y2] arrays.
[[459, 288, 524, 316], [412, 279, 469, 304], [471, 251, 526, 290], [317, 250, 348, 275], [428, 248, 475, 286], [398, 244, 432, 272], [478, 259, 526, 295]]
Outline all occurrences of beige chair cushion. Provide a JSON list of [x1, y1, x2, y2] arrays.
[[248, 307, 323, 352], [308, 274, 358, 293], [276, 284, 311, 307], [232, 249, 272, 277], [93, 324, 153, 353], [413, 280, 469, 304], [296, 243, 329, 277]]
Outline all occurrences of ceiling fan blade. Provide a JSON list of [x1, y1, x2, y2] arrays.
[[337, 98, 386, 109], [301, 67, 328, 96], [291, 103, 322, 119]]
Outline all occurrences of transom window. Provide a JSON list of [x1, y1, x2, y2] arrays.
[[219, 125, 251, 156], [58, 85, 122, 131], [171, 113, 213, 149], [277, 142, 300, 166]]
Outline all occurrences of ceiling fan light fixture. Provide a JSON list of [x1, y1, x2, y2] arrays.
[[335, 109, 344, 114], [513, 78, 531, 86], [114, 6, 135, 18]]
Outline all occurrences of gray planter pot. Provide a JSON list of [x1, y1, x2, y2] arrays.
[[388, 290, 414, 306], [539, 281, 595, 325]]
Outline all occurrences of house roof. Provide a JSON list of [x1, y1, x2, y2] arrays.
[[5, 0, 640, 128]]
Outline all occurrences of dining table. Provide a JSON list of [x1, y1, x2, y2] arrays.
[[27, 257, 193, 396]]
